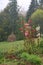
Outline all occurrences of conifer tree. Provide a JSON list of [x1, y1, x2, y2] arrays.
[[26, 0, 38, 21]]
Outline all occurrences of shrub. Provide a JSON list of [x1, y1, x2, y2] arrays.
[[20, 52, 41, 65], [39, 41, 43, 54], [0, 53, 4, 59], [0, 53, 4, 64], [31, 9, 43, 33], [39, 41, 43, 48]]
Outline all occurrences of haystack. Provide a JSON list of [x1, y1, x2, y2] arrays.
[[7, 33, 16, 42]]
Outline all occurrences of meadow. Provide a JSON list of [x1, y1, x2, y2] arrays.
[[0, 40, 24, 53], [0, 38, 43, 65]]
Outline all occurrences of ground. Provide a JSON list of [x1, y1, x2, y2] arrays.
[[0, 38, 43, 65]]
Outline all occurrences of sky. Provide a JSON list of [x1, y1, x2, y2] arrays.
[[0, 0, 31, 11]]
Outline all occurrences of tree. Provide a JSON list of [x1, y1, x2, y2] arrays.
[[38, 0, 43, 9], [0, 5, 13, 41], [0, 7, 11, 41], [0, 1, 23, 41], [31, 9, 43, 33], [8, 0, 18, 33], [26, 0, 38, 21], [39, 0, 43, 5]]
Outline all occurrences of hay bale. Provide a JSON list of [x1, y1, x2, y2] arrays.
[[7, 33, 16, 42]]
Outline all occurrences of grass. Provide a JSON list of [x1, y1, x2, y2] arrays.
[[0, 38, 43, 53], [0, 38, 43, 65], [0, 40, 24, 64], [0, 40, 24, 53]]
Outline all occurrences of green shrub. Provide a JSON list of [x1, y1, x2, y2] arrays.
[[0, 53, 4, 59], [39, 41, 43, 54], [20, 52, 41, 65], [28, 55, 41, 65], [39, 41, 43, 48], [0, 53, 4, 64]]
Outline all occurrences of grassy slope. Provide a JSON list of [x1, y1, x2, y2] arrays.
[[0, 40, 24, 64], [0, 39, 43, 64], [0, 40, 24, 53], [0, 38, 43, 53]]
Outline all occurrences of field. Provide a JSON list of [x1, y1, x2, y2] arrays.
[[0, 38, 42, 53], [0, 40, 24, 53], [0, 39, 43, 65], [0, 40, 25, 64]]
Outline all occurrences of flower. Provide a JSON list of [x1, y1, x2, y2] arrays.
[[24, 23, 29, 28], [25, 31, 29, 37], [19, 28, 23, 31]]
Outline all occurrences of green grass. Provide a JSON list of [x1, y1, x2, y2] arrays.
[[0, 38, 43, 53], [0, 40, 25, 64], [0, 38, 43, 65], [0, 40, 24, 53]]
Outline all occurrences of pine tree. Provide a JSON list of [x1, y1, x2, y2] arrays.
[[26, 0, 38, 21], [39, 0, 43, 5], [8, 0, 18, 33], [38, 0, 43, 9]]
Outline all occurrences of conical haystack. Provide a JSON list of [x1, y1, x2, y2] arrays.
[[7, 33, 16, 42]]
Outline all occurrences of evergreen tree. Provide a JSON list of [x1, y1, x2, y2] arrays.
[[8, 0, 18, 33], [37, 0, 43, 9], [39, 0, 43, 5], [39, 0, 43, 9], [0, 7, 11, 41], [26, 0, 38, 21]]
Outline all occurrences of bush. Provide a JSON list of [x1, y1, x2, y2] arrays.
[[0, 53, 4, 59], [31, 9, 43, 33], [39, 41, 43, 54], [20, 52, 41, 65], [0, 53, 4, 64], [39, 41, 43, 48]]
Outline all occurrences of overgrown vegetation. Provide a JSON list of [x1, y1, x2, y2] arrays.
[[0, 39, 43, 65]]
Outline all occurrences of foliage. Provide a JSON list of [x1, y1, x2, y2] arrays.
[[0, 0, 20, 41], [0, 53, 4, 64], [31, 9, 43, 33], [39, 41, 43, 54], [0, 3, 24, 41], [0, 40, 43, 64], [39, 41, 43, 48], [8, 0, 18, 33], [39, 0, 43, 5], [0, 41, 24, 53], [0, 7, 11, 41], [19, 18, 39, 52], [16, 16, 25, 40], [20, 52, 41, 65], [26, 0, 38, 21]]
